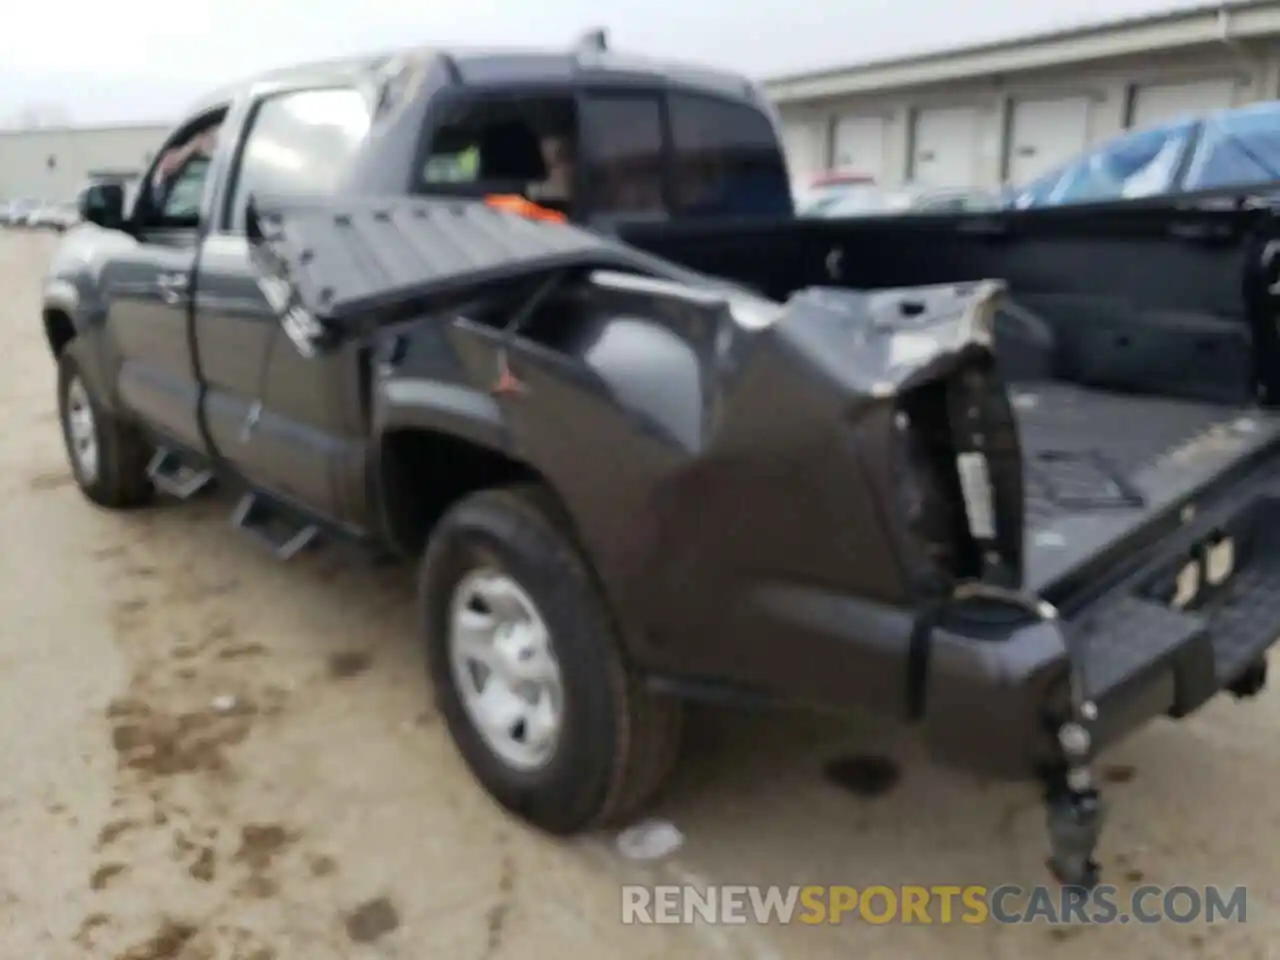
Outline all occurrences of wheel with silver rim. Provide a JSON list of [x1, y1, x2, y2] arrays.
[[57, 348, 154, 508], [448, 569, 564, 771], [64, 375, 100, 485], [420, 485, 683, 835]]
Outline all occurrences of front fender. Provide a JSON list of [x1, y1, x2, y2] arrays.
[[42, 227, 144, 412]]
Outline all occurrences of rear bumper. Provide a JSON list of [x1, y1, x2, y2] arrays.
[[922, 485, 1280, 781]]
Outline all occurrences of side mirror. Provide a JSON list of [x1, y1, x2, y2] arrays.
[[79, 182, 126, 228]]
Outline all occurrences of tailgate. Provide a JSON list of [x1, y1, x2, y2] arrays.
[[1061, 445, 1280, 719]]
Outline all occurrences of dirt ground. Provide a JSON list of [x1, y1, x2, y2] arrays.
[[1, 231, 1276, 959]]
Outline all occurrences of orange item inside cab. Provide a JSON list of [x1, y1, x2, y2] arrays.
[[484, 194, 567, 223]]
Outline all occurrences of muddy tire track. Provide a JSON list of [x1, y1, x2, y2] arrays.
[[78, 510, 342, 958]]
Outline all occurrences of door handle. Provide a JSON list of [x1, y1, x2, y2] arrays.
[[156, 272, 189, 304]]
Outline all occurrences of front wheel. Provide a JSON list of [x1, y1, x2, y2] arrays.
[[57, 349, 153, 508], [419, 485, 682, 834]]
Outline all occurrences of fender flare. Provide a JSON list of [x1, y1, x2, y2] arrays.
[[43, 276, 128, 417], [42, 279, 83, 350], [375, 377, 509, 452]]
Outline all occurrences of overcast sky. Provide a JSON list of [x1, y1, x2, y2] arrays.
[[0, 0, 1224, 125]]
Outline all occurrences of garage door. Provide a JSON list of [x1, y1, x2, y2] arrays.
[[781, 120, 827, 183], [832, 116, 886, 180], [1132, 78, 1237, 129], [912, 106, 979, 186], [1007, 96, 1091, 185]]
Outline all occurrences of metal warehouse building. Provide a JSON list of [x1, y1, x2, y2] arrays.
[[769, 0, 1280, 190], [0, 123, 170, 204]]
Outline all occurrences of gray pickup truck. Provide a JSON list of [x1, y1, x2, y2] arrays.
[[45, 35, 1280, 886]]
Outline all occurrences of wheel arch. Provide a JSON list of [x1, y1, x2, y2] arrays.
[[43, 306, 77, 358], [375, 425, 579, 560]]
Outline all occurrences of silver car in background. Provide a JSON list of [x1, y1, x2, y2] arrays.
[[797, 177, 1001, 217]]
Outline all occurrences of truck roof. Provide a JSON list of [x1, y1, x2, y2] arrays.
[[189, 39, 765, 116]]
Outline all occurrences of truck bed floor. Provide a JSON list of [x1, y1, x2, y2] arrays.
[[1011, 382, 1271, 532]]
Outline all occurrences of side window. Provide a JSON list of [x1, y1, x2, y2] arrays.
[[162, 157, 211, 221], [423, 145, 479, 183], [138, 110, 225, 229], [1184, 104, 1280, 192], [225, 87, 371, 231], [668, 94, 792, 218], [579, 95, 665, 219]]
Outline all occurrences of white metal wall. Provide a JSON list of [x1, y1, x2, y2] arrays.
[[1131, 77, 1240, 127], [1007, 96, 1092, 184], [776, 41, 1270, 189], [781, 120, 827, 184], [911, 106, 980, 185], [0, 124, 169, 202], [832, 115, 887, 179]]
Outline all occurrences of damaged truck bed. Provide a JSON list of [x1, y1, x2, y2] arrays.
[[47, 44, 1280, 892], [241, 194, 1280, 884]]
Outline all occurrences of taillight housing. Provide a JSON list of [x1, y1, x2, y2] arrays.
[[893, 382, 977, 590], [891, 355, 1026, 592], [942, 358, 1025, 588]]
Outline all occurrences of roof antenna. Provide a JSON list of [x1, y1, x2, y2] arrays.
[[576, 28, 608, 53]]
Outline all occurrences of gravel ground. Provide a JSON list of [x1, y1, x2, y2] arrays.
[[0, 231, 1275, 959]]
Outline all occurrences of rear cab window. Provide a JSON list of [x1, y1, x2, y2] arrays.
[[667, 93, 791, 218], [413, 85, 790, 224], [418, 95, 579, 216], [579, 95, 666, 221]]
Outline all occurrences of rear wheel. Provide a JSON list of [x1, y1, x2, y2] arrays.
[[419, 484, 683, 833], [57, 350, 153, 508]]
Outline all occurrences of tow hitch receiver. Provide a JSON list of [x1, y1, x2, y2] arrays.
[[1045, 711, 1104, 888]]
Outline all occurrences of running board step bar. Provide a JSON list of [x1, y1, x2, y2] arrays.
[[231, 493, 319, 560], [146, 448, 214, 500]]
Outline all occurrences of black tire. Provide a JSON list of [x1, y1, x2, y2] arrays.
[[57, 348, 154, 508], [420, 484, 683, 834]]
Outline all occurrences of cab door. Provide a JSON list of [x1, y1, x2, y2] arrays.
[[103, 151, 215, 453]]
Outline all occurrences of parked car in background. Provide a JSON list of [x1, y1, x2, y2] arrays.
[[811, 182, 1001, 217], [27, 204, 58, 229], [796, 173, 999, 217], [3, 199, 40, 226], [39, 202, 80, 232], [27, 204, 55, 230], [794, 171, 881, 216], [1009, 99, 1280, 208]]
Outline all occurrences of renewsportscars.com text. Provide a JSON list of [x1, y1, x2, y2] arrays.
[[620, 884, 1248, 926]]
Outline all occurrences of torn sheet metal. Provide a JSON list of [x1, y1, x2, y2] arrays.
[[244, 193, 680, 347], [775, 279, 1007, 398]]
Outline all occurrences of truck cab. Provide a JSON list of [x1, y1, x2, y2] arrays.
[[49, 39, 798, 532]]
